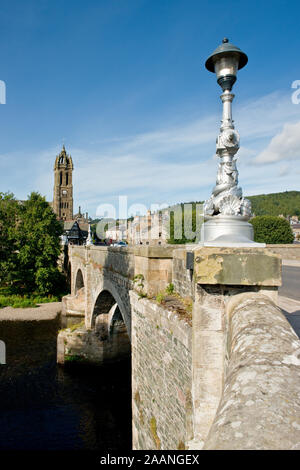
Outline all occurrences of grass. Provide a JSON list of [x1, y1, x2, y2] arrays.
[[0, 287, 63, 308], [64, 354, 86, 363], [68, 321, 85, 332]]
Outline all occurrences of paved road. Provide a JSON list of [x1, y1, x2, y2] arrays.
[[279, 266, 300, 338], [279, 266, 300, 301]]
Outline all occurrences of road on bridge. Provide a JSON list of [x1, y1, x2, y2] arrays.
[[280, 266, 300, 301], [279, 265, 300, 339]]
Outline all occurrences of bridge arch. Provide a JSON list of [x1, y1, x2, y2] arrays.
[[91, 279, 131, 339], [66, 261, 71, 290], [75, 268, 85, 294], [92, 287, 131, 361]]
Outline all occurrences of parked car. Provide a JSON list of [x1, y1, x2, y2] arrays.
[[112, 241, 127, 247]]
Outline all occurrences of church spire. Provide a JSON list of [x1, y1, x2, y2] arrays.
[[53, 146, 74, 221]]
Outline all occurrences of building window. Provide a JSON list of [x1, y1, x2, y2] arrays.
[[66, 173, 68, 185], [60, 172, 62, 185]]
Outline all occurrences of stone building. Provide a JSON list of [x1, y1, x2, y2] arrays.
[[52, 146, 89, 245], [126, 210, 169, 245], [53, 146, 74, 221]]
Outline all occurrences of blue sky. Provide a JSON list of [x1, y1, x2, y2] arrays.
[[0, 0, 300, 217]]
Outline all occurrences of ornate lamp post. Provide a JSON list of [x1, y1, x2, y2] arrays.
[[202, 38, 258, 245], [86, 223, 93, 246]]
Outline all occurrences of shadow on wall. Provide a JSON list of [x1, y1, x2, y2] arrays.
[[90, 247, 133, 361]]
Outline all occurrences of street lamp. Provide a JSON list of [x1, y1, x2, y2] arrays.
[[202, 38, 259, 245]]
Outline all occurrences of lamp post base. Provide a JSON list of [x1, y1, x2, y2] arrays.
[[201, 215, 265, 247]]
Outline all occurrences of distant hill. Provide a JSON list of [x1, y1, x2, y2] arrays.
[[247, 191, 300, 217]]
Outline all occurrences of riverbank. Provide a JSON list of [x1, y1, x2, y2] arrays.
[[0, 301, 61, 321], [0, 300, 131, 450]]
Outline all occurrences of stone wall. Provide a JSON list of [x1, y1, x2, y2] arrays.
[[187, 246, 283, 449], [172, 248, 193, 298], [131, 291, 192, 450], [57, 307, 131, 365], [266, 244, 300, 260], [203, 292, 300, 450], [65, 243, 300, 450], [65, 245, 177, 335]]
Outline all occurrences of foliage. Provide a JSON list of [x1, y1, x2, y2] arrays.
[[248, 191, 300, 217], [133, 274, 147, 298], [68, 321, 85, 332], [165, 283, 175, 295], [0, 287, 61, 308], [250, 215, 294, 244], [167, 202, 203, 244], [156, 292, 164, 304], [166, 191, 300, 244], [0, 191, 65, 295], [64, 354, 86, 363], [0, 192, 20, 285]]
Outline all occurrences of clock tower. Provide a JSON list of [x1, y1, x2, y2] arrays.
[[53, 146, 74, 221]]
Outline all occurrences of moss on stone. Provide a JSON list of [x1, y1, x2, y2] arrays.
[[150, 416, 161, 450], [64, 354, 86, 363], [134, 390, 141, 408]]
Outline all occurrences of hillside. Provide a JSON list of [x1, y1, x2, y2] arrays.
[[247, 191, 300, 217]]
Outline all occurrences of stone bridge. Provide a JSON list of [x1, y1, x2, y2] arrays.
[[58, 243, 300, 450], [62, 244, 176, 335]]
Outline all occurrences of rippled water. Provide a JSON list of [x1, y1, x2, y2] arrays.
[[0, 318, 131, 451]]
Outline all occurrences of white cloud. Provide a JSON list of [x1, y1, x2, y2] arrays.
[[2, 89, 300, 216], [254, 121, 300, 164]]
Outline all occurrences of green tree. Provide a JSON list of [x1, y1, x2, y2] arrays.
[[0, 192, 20, 285], [250, 215, 294, 244], [13, 192, 65, 294], [167, 203, 203, 244], [248, 191, 300, 217]]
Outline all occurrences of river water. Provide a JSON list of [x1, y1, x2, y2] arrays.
[[0, 316, 131, 451]]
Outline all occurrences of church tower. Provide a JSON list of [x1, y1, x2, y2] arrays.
[[53, 146, 74, 221]]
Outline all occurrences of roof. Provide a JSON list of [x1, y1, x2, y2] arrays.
[[63, 221, 76, 231]]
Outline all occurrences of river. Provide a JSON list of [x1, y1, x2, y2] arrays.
[[0, 315, 131, 451]]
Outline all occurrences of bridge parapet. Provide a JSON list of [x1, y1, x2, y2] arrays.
[[132, 245, 300, 450], [203, 292, 300, 450]]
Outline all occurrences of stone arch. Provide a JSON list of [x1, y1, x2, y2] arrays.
[[75, 268, 84, 294], [66, 261, 71, 291], [91, 279, 131, 339], [108, 304, 129, 341], [92, 292, 131, 360]]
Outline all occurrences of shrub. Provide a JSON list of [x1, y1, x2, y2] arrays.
[[250, 216, 294, 244], [35, 267, 66, 295], [165, 283, 175, 295], [156, 292, 164, 304]]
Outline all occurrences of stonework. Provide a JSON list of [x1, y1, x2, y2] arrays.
[[57, 309, 130, 365], [172, 247, 194, 298], [203, 292, 300, 450], [266, 244, 300, 260], [62, 243, 300, 450], [127, 210, 170, 246], [53, 146, 74, 221], [130, 291, 192, 450]]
